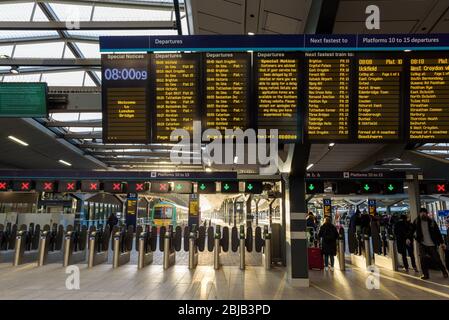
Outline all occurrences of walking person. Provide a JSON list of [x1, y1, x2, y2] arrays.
[[411, 208, 448, 280], [107, 213, 118, 232], [394, 215, 418, 272], [318, 216, 339, 271]]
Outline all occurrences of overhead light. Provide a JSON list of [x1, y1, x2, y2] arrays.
[[234, 156, 239, 164], [248, 32, 255, 35], [403, 186, 409, 189], [206, 168, 212, 172], [329, 142, 335, 147], [8, 135, 28, 146], [306, 163, 314, 170], [404, 49, 412, 52], [58, 159, 72, 167], [9, 66, 19, 74]]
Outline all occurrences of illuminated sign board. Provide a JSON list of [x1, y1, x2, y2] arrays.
[[58, 181, 78, 192], [254, 52, 299, 141], [244, 181, 263, 194], [220, 181, 239, 193], [357, 55, 403, 141], [127, 182, 148, 193], [150, 181, 170, 193], [151, 53, 200, 143], [305, 52, 352, 141], [102, 53, 150, 143], [305, 181, 324, 194], [36, 181, 55, 192], [172, 181, 193, 194], [81, 180, 100, 192], [12, 180, 33, 191], [0, 83, 47, 117], [197, 182, 216, 194], [323, 198, 332, 217], [203, 52, 250, 139], [103, 181, 125, 193], [0, 181, 9, 191], [409, 55, 449, 141]]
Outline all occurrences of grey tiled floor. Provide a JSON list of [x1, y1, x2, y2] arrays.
[[1, 261, 449, 300]]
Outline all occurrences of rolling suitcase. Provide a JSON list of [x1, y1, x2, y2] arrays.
[[308, 247, 324, 270]]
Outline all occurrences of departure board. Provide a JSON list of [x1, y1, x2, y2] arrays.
[[151, 53, 200, 142], [306, 52, 352, 141], [204, 52, 250, 139], [0, 83, 47, 117], [102, 54, 150, 143], [357, 57, 403, 141], [254, 52, 299, 141], [409, 56, 449, 141]]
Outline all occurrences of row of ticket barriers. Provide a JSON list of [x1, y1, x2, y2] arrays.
[[0, 222, 273, 271]]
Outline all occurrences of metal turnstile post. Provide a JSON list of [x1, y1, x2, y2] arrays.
[[188, 234, 198, 269], [138, 233, 153, 269], [113, 232, 120, 268], [388, 234, 398, 271], [163, 231, 175, 270], [364, 234, 372, 268], [37, 231, 50, 266], [87, 232, 96, 268], [239, 238, 245, 270], [263, 233, 272, 270], [338, 229, 346, 271], [13, 230, 26, 266], [213, 238, 220, 270]]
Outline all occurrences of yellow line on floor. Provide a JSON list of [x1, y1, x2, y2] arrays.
[[352, 267, 449, 299]]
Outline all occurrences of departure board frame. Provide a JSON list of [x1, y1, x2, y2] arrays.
[[102, 53, 151, 144], [355, 51, 406, 143], [406, 51, 449, 143], [304, 52, 356, 143], [253, 52, 303, 142], [149, 52, 201, 143], [201, 52, 252, 141]]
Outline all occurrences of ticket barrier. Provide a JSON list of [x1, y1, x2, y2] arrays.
[[387, 233, 399, 271], [363, 234, 373, 268], [13, 224, 40, 266], [63, 225, 88, 267], [213, 226, 221, 270], [188, 225, 198, 270], [88, 226, 110, 268], [137, 226, 153, 269], [163, 226, 176, 270], [0, 223, 18, 262], [113, 225, 133, 268], [337, 228, 346, 271], [262, 226, 272, 270], [239, 225, 246, 270]]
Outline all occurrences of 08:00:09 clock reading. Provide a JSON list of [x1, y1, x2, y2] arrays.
[[103, 68, 148, 81]]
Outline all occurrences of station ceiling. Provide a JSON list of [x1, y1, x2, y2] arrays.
[[0, 0, 448, 177]]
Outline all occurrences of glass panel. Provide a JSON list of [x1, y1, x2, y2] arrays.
[[41, 71, 86, 86], [0, 3, 34, 21], [74, 42, 100, 58], [48, 2, 93, 21], [93, 7, 172, 21], [13, 42, 65, 58]]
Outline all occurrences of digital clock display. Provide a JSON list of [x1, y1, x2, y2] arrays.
[[103, 68, 148, 81]]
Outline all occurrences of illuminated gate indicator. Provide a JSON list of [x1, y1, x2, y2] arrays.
[[112, 183, 122, 191], [43, 182, 53, 191], [21, 182, 30, 190], [66, 182, 76, 191], [0, 182, 7, 190]]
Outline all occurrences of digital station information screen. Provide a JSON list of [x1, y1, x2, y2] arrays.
[[306, 52, 352, 141], [357, 56, 403, 141], [409, 56, 449, 141], [151, 53, 200, 142], [254, 52, 299, 141], [0, 83, 47, 117], [102, 54, 150, 143], [204, 52, 250, 139]]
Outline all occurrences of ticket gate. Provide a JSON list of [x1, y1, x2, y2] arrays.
[[137, 225, 153, 269], [188, 225, 199, 269], [13, 224, 43, 266], [113, 225, 133, 268], [36, 224, 79, 266], [88, 226, 110, 268], [63, 225, 88, 267], [163, 225, 176, 270]]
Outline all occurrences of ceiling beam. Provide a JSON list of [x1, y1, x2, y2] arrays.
[[0, 66, 99, 75], [0, 58, 100, 66], [64, 132, 102, 139], [0, 35, 99, 46], [0, 20, 176, 30], [46, 120, 102, 127], [1, 0, 183, 11], [315, 0, 340, 34]]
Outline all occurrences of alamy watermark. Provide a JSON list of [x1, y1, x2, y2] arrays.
[[65, 265, 80, 290], [365, 265, 380, 290], [169, 121, 283, 175]]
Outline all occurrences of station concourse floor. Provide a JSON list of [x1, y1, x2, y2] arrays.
[[1, 262, 449, 300]]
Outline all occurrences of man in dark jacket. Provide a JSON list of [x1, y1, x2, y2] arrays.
[[394, 215, 418, 272], [411, 208, 448, 280], [318, 217, 339, 271], [107, 213, 118, 232]]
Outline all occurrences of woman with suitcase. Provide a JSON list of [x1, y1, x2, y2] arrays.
[[318, 216, 340, 271]]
